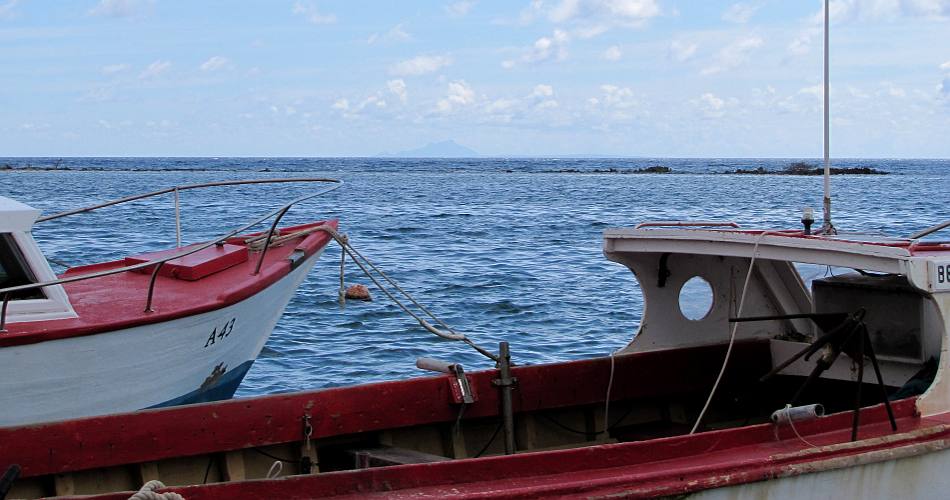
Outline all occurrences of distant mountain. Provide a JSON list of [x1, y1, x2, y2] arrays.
[[379, 140, 479, 158]]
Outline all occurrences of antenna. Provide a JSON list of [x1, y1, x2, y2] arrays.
[[821, 0, 836, 234]]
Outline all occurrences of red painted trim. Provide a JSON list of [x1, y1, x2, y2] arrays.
[[708, 229, 950, 254], [59, 401, 932, 500], [0, 220, 337, 347], [0, 342, 798, 477]]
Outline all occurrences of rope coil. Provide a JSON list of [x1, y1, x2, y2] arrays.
[[128, 480, 184, 500]]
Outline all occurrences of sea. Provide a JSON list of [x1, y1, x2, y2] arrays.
[[2, 157, 948, 398]]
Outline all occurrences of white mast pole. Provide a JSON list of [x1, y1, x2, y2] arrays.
[[822, 0, 835, 234]]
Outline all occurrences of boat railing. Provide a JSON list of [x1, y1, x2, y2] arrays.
[[633, 220, 741, 230], [0, 178, 342, 332]]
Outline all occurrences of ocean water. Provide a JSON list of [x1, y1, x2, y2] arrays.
[[2, 157, 948, 397]]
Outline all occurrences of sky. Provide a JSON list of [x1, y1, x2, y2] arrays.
[[1, 0, 949, 157]]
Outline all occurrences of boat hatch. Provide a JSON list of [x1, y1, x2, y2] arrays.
[[125, 243, 249, 281]]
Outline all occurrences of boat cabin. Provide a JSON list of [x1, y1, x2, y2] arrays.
[[0, 197, 75, 325], [604, 225, 950, 416]]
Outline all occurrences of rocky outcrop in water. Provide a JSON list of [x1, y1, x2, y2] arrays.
[[727, 162, 887, 175], [539, 165, 673, 174]]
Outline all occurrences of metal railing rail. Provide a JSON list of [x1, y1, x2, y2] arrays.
[[909, 220, 950, 240], [633, 221, 741, 230], [1, 178, 342, 332]]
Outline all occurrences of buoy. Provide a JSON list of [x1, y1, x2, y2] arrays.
[[345, 284, 372, 301]]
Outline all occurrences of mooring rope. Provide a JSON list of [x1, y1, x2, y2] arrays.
[[247, 224, 499, 362], [690, 230, 777, 434], [128, 480, 184, 500]]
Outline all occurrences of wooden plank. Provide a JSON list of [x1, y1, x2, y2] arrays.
[[222, 451, 245, 482], [52, 473, 75, 496], [135, 461, 160, 484], [346, 446, 449, 469]]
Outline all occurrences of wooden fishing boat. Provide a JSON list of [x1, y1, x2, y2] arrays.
[[0, 179, 341, 428], [1, 219, 949, 499]]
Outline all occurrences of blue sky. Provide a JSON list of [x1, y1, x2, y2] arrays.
[[2, 0, 949, 157]]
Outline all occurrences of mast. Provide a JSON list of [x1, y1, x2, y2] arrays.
[[822, 0, 835, 234]]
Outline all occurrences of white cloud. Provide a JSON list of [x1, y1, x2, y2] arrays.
[[200, 56, 230, 72], [531, 84, 554, 98], [101, 63, 130, 74], [694, 92, 739, 118], [528, 84, 558, 110], [437, 80, 476, 113], [367, 24, 411, 44], [701, 93, 724, 110], [330, 94, 387, 119], [548, 0, 661, 27], [882, 82, 907, 98], [585, 84, 641, 126], [939, 77, 950, 97], [599, 84, 637, 108], [88, 0, 151, 18], [445, 1, 476, 17], [941, 61, 950, 71], [0, 0, 19, 20], [292, 1, 337, 25], [502, 29, 570, 68], [722, 3, 760, 23], [820, 0, 950, 23], [331, 98, 349, 111], [668, 40, 698, 62], [387, 79, 408, 103], [138, 60, 171, 79], [701, 35, 763, 75], [786, 31, 815, 56], [390, 55, 452, 76], [603, 45, 622, 61]]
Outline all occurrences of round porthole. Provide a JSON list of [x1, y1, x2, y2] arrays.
[[679, 276, 713, 321]]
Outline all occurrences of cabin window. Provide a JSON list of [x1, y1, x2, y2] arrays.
[[679, 276, 713, 321], [0, 234, 44, 300]]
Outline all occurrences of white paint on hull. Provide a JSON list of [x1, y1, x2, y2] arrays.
[[689, 443, 950, 500], [0, 248, 327, 427]]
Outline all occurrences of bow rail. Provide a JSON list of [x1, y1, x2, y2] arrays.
[[1, 178, 342, 332]]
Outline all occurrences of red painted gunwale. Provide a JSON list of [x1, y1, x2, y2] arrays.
[[0, 341, 938, 499], [0, 220, 337, 348], [76, 401, 937, 500], [713, 229, 950, 255]]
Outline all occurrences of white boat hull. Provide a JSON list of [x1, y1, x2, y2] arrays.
[[691, 441, 950, 499], [0, 248, 327, 427]]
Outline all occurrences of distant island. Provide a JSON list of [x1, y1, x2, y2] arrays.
[[378, 140, 479, 158]]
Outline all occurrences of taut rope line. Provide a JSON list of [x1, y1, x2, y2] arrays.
[[247, 224, 499, 363]]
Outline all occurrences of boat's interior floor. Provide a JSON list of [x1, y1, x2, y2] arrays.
[[3, 339, 937, 499]]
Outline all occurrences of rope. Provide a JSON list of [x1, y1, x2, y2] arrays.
[[603, 350, 617, 435], [781, 403, 820, 448], [266, 460, 283, 479], [128, 480, 184, 500], [247, 224, 498, 362], [689, 231, 775, 434]]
